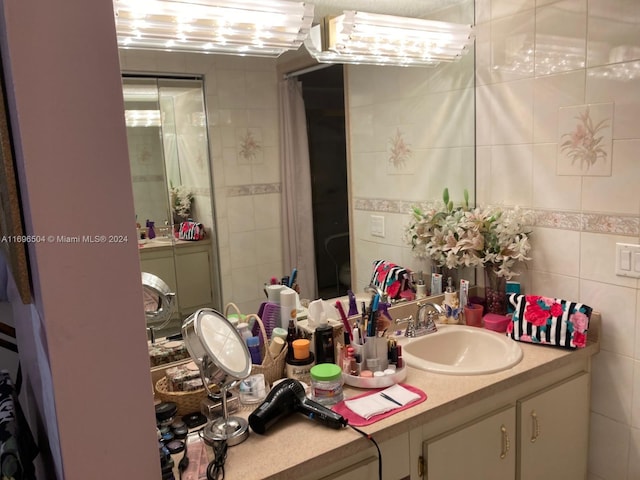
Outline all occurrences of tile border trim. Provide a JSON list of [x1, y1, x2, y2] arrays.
[[353, 197, 640, 237]]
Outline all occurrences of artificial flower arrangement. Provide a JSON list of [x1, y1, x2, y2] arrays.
[[170, 185, 193, 219], [404, 188, 532, 280]]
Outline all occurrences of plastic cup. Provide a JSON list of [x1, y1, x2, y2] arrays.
[[464, 303, 484, 327]]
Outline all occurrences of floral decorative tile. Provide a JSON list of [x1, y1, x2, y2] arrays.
[[236, 128, 263, 164], [557, 102, 613, 176], [386, 128, 415, 174]]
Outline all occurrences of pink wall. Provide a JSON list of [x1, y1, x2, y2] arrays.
[[0, 0, 160, 478]]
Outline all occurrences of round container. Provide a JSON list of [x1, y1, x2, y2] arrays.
[[155, 402, 177, 427], [484, 313, 510, 333], [292, 338, 311, 360], [310, 363, 344, 406], [271, 327, 288, 342], [286, 352, 315, 384]]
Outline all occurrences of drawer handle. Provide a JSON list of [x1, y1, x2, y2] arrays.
[[500, 425, 510, 459], [530, 411, 539, 443]]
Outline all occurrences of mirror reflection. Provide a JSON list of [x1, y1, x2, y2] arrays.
[[118, 0, 475, 330], [123, 77, 222, 334]]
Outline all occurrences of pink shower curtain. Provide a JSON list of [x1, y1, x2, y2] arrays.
[[278, 78, 317, 299]]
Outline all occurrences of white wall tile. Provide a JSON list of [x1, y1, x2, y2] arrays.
[[587, 61, 640, 140], [490, 11, 536, 82], [629, 426, 640, 479], [529, 270, 580, 299], [635, 288, 640, 361], [533, 71, 586, 143], [587, 0, 640, 67], [489, 144, 534, 206], [632, 361, 640, 429], [228, 230, 258, 270], [529, 226, 580, 275], [490, 79, 535, 145], [581, 278, 636, 356], [580, 233, 639, 289], [582, 140, 640, 215], [591, 350, 634, 424], [491, 0, 535, 20], [532, 144, 582, 210], [226, 196, 255, 233], [534, 0, 587, 76], [588, 412, 630, 480], [253, 194, 280, 231]]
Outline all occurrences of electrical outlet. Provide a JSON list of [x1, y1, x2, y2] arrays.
[[370, 215, 385, 238], [615, 243, 640, 278]]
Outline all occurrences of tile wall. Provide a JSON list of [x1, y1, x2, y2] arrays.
[[347, 0, 476, 290], [118, 50, 282, 314], [475, 0, 640, 478]]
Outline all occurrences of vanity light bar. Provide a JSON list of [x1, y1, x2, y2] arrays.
[[113, 0, 315, 57], [124, 109, 162, 127], [305, 11, 473, 67]]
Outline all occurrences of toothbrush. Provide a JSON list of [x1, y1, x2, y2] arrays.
[[288, 268, 297, 288], [335, 301, 353, 341]]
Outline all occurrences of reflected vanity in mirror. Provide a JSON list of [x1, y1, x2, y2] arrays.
[[123, 76, 222, 335], [118, 0, 475, 319]]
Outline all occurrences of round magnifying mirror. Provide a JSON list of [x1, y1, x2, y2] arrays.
[[141, 272, 176, 343], [182, 308, 252, 445]]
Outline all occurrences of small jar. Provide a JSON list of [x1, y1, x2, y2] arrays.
[[310, 363, 344, 406]]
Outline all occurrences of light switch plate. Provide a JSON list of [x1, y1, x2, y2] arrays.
[[370, 215, 385, 238], [615, 243, 640, 278]]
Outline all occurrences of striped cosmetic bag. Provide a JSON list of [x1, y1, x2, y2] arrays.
[[507, 294, 593, 349]]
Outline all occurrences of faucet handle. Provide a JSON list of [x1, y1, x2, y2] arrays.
[[395, 315, 416, 337]]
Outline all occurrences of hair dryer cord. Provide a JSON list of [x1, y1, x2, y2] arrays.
[[206, 440, 228, 480], [348, 424, 382, 480]]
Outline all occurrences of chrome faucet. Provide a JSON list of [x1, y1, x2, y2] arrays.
[[396, 302, 442, 337]]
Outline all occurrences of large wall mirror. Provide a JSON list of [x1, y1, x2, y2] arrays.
[[118, 0, 475, 323], [123, 76, 222, 334]]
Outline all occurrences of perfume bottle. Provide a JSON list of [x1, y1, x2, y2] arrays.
[[146, 220, 156, 239]]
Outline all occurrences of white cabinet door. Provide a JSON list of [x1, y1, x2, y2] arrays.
[[175, 247, 213, 314], [424, 405, 516, 480], [518, 373, 589, 480]]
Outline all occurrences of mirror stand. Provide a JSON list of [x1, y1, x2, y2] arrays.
[[200, 357, 249, 446]]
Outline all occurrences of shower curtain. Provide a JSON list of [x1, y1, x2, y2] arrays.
[[278, 78, 317, 299]]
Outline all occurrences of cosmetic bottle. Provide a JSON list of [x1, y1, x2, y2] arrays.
[[246, 336, 262, 365], [286, 319, 297, 361], [444, 277, 460, 324], [146, 220, 156, 239], [280, 288, 297, 330], [286, 338, 315, 384], [416, 280, 427, 299], [314, 319, 335, 364]]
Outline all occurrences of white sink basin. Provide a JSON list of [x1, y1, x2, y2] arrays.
[[401, 325, 523, 375]]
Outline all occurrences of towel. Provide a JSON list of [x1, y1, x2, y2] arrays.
[[344, 384, 421, 420]]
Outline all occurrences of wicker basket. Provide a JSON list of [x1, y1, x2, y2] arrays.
[[245, 313, 287, 385], [155, 376, 208, 416]]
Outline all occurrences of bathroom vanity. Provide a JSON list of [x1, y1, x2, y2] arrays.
[[205, 311, 599, 480], [139, 239, 214, 323]]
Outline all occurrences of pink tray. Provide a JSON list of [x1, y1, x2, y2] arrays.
[[332, 383, 427, 427]]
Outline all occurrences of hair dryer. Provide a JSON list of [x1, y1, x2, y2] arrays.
[[248, 378, 347, 434]]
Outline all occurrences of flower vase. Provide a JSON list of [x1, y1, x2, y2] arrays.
[[484, 268, 507, 315]]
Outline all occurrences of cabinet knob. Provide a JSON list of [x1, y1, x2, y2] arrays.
[[500, 425, 510, 459], [530, 410, 540, 443]]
